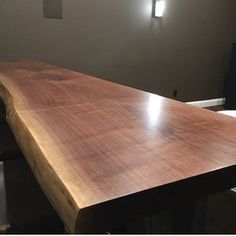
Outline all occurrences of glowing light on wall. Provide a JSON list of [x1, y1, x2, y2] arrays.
[[154, 0, 165, 18]]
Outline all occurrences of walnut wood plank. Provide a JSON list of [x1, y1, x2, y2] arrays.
[[0, 60, 236, 232]]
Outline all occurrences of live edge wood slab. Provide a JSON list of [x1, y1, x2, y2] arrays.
[[1, 60, 236, 233]]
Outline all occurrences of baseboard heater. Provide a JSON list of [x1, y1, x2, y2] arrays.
[[186, 98, 225, 108]]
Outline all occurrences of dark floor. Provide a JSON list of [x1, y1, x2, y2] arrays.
[[0, 162, 8, 233]]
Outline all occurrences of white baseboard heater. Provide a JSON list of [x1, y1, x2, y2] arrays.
[[186, 98, 225, 108]]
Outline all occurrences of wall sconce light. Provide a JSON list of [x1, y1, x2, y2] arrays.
[[154, 0, 165, 18]]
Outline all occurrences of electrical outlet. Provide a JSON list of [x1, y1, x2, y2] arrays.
[[173, 89, 178, 97]]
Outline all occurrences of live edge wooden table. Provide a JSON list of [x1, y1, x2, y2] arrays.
[[1, 60, 236, 233]]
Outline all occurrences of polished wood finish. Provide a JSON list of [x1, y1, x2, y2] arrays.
[[1, 60, 236, 232]]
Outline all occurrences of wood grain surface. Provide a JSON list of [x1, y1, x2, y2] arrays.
[[1, 60, 236, 232]]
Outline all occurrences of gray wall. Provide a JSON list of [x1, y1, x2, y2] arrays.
[[0, 0, 236, 101]]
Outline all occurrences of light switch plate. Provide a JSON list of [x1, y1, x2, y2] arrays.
[[43, 0, 63, 19]]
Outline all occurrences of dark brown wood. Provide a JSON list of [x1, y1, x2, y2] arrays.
[[205, 105, 224, 111], [0, 60, 236, 232]]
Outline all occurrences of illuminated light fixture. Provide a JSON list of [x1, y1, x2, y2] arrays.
[[154, 0, 165, 18]]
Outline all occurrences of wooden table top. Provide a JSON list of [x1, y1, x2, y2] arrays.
[[1, 60, 236, 232]]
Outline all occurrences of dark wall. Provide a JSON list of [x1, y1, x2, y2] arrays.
[[0, 0, 236, 101]]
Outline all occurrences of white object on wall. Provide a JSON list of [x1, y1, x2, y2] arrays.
[[186, 98, 225, 108], [154, 0, 165, 17]]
